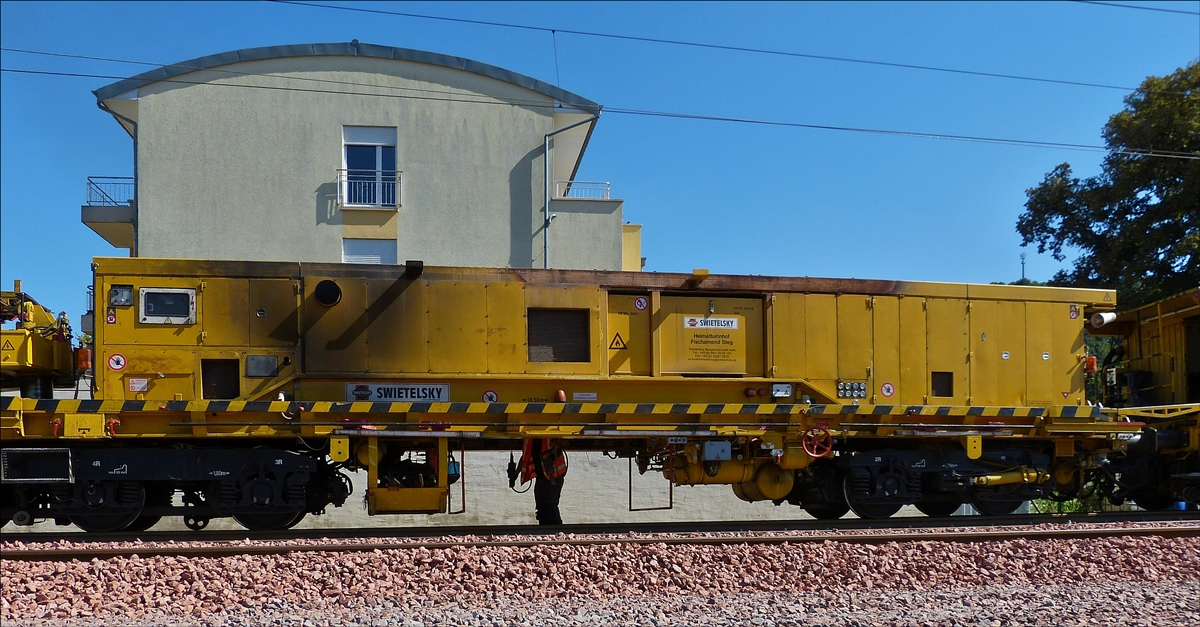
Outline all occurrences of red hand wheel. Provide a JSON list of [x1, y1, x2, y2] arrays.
[[801, 426, 833, 458]]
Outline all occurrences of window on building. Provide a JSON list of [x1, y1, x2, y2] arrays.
[[342, 238, 398, 265], [342, 126, 398, 207]]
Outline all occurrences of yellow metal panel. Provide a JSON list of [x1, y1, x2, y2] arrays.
[[249, 279, 299, 347], [995, 301, 1027, 406], [926, 299, 968, 404], [304, 278, 368, 373], [428, 281, 487, 374], [366, 278, 428, 373], [969, 299, 998, 405], [770, 293, 805, 379], [103, 276, 204, 346], [64, 413, 105, 438], [486, 282, 526, 374], [837, 295, 872, 381], [368, 487, 447, 514], [966, 283, 1116, 307], [899, 297, 927, 405], [871, 297, 900, 403], [524, 285, 604, 375], [805, 294, 837, 381], [963, 435, 982, 459], [608, 294, 651, 375], [1055, 303, 1086, 404], [329, 436, 350, 462], [201, 279, 249, 346], [659, 296, 760, 375], [1025, 302, 1056, 404], [621, 224, 642, 272]]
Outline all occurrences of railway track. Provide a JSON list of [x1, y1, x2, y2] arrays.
[[4, 514, 1198, 561], [4, 509, 1197, 545]]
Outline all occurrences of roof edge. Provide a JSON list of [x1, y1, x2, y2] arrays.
[[92, 42, 601, 114]]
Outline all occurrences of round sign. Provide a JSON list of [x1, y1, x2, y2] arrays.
[[633, 296, 648, 311], [880, 382, 895, 398], [107, 353, 127, 372], [482, 390, 499, 403]]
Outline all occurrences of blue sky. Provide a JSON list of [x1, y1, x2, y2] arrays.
[[2, 1, 1197, 318]]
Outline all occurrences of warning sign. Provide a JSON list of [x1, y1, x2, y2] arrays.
[[609, 333, 628, 350], [1, 340, 13, 350], [482, 390, 499, 402], [880, 382, 895, 398], [106, 307, 116, 325], [633, 296, 648, 311], [107, 353, 127, 371]]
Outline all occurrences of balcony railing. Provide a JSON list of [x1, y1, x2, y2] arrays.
[[338, 169, 401, 208], [554, 180, 610, 200], [86, 176, 134, 206]]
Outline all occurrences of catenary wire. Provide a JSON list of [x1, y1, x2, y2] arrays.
[[3, 66, 1197, 160], [1067, 1, 1200, 16], [267, 0, 1183, 95]]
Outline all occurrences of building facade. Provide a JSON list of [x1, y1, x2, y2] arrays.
[[83, 42, 640, 271]]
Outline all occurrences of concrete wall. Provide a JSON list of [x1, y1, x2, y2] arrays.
[[132, 55, 618, 269], [546, 199, 623, 270]]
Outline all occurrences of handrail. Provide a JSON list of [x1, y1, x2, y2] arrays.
[[337, 169, 402, 208], [554, 180, 610, 200], [85, 176, 134, 206]]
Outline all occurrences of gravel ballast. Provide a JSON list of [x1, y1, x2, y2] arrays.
[[3, 532, 1198, 626]]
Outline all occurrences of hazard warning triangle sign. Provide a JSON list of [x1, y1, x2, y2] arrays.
[[1, 340, 13, 350], [608, 333, 628, 350]]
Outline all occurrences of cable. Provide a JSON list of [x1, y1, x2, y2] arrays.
[[1067, 1, 1200, 16], [268, 0, 1181, 94], [3, 66, 1197, 160]]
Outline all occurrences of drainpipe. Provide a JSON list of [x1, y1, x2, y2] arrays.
[[98, 101, 139, 257], [543, 115, 598, 269]]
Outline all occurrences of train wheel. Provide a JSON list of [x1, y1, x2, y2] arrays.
[[969, 495, 1023, 517], [233, 510, 305, 531], [124, 486, 173, 533], [843, 476, 902, 519], [69, 481, 146, 533], [803, 504, 850, 520], [1, 485, 15, 527], [915, 500, 961, 517]]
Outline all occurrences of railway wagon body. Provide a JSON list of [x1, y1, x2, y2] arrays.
[[2, 258, 1197, 531]]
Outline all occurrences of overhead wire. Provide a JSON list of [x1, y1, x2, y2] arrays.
[[267, 0, 1187, 95], [1066, 1, 1200, 16], [4, 65, 1197, 160]]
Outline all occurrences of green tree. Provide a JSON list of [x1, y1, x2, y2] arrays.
[[1017, 61, 1199, 308]]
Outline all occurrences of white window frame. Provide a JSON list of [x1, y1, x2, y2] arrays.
[[138, 287, 197, 325], [341, 126, 399, 209], [342, 238, 398, 265]]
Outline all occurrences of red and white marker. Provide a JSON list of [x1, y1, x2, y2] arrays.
[[107, 353, 127, 371]]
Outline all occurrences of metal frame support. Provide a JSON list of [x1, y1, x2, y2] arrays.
[[629, 444, 675, 512]]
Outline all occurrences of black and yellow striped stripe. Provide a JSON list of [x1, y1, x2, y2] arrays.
[[0, 396, 1101, 418]]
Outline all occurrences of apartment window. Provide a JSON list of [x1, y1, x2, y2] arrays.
[[342, 126, 398, 207], [342, 238, 398, 265]]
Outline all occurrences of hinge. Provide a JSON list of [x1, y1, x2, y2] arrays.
[[200, 331, 208, 344], [199, 281, 206, 291], [294, 282, 301, 295]]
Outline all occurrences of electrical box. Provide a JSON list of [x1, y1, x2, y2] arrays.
[[702, 441, 732, 461]]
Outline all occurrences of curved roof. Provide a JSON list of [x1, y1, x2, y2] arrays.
[[93, 41, 601, 114]]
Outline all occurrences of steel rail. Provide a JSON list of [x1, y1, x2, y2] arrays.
[[5, 510, 1198, 546], [4, 524, 1198, 562]]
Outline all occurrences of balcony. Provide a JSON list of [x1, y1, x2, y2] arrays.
[[81, 176, 136, 251], [554, 180, 610, 200], [86, 176, 134, 206], [338, 169, 401, 209]]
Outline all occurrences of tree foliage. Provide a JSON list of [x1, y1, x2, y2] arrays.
[[1017, 60, 1199, 308]]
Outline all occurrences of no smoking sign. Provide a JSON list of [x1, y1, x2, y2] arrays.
[[880, 382, 895, 398], [107, 353, 127, 371]]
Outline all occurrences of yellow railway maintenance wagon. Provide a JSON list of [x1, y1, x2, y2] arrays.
[[1, 258, 1197, 531]]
